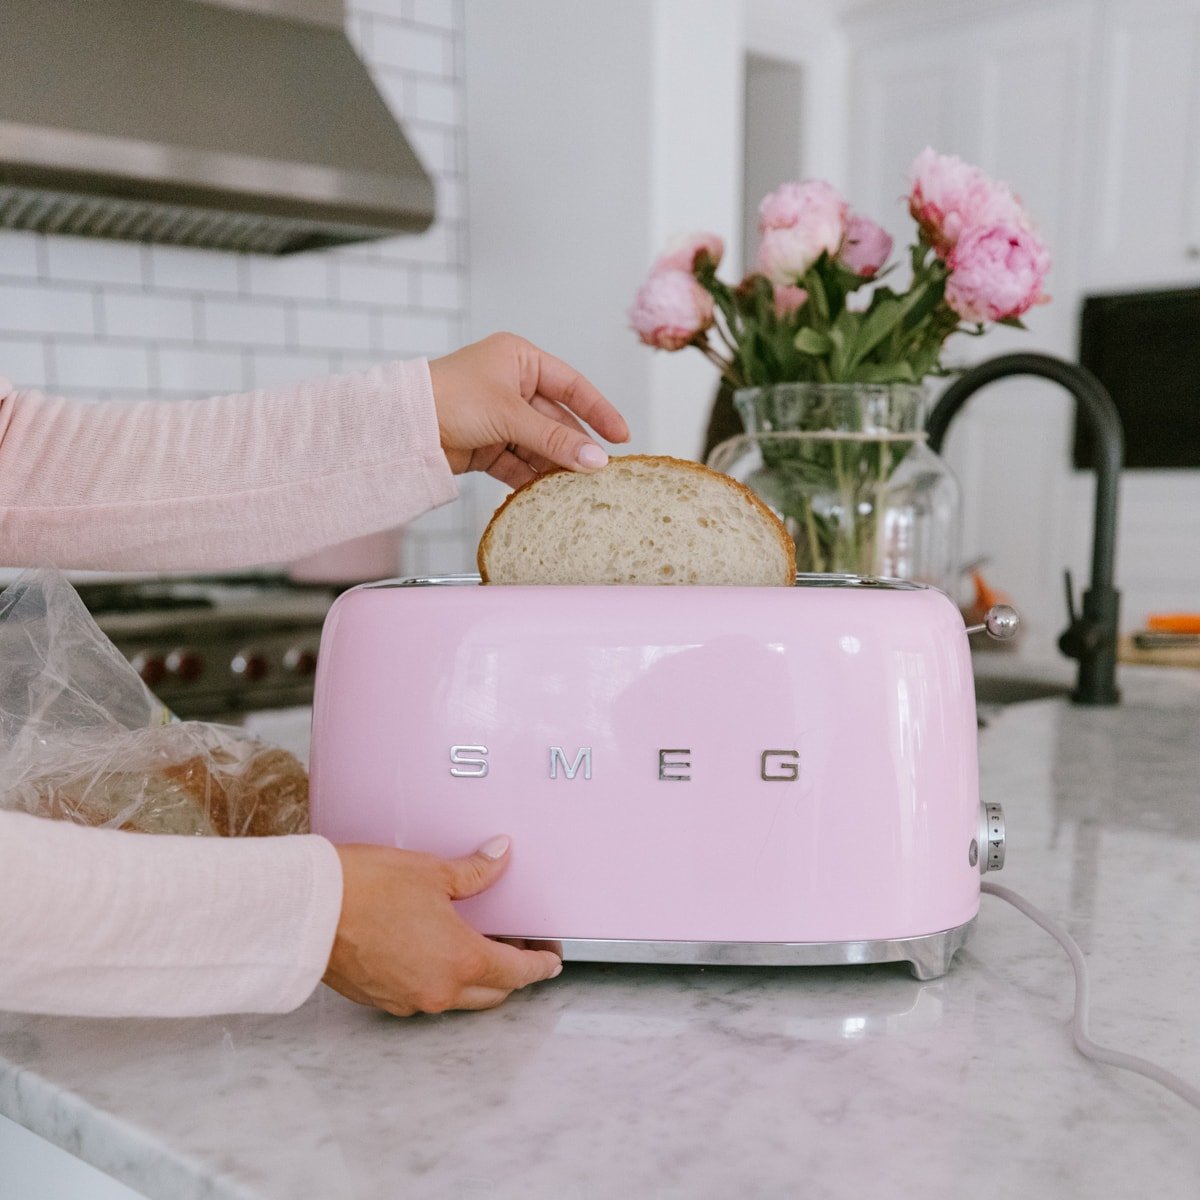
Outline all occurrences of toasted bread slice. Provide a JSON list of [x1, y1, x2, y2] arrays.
[[477, 454, 795, 585]]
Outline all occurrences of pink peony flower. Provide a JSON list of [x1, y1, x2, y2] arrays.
[[908, 147, 1028, 256], [758, 180, 848, 238], [944, 223, 1051, 323], [628, 268, 714, 350], [839, 214, 893, 277], [754, 180, 848, 284], [772, 285, 809, 319], [653, 231, 724, 275], [756, 225, 828, 286]]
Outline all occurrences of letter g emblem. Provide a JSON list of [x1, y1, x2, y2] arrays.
[[760, 749, 799, 782]]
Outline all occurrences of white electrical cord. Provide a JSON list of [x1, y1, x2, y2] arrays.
[[981, 881, 1200, 1111]]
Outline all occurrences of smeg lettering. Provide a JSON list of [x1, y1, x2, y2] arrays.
[[447, 744, 799, 782]]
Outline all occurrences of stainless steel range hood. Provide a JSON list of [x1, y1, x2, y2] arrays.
[[0, 0, 436, 254]]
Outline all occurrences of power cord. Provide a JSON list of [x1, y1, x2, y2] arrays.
[[981, 881, 1200, 1111]]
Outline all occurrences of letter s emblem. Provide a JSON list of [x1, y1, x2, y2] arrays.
[[450, 745, 489, 778]]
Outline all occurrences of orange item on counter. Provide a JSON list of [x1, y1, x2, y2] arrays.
[[970, 570, 1007, 612], [1147, 614, 1200, 634], [961, 570, 1017, 641]]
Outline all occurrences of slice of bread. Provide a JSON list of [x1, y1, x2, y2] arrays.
[[477, 454, 796, 585]]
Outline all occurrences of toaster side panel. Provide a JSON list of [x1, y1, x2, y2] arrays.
[[309, 584, 981, 944]]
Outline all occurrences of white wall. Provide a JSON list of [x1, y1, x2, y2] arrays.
[[743, 0, 849, 190], [464, 0, 744, 494], [0, 0, 484, 578]]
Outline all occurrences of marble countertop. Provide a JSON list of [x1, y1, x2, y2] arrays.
[[3, 665, 1200, 1199]]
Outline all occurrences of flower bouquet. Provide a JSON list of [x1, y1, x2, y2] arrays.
[[629, 147, 1051, 583]]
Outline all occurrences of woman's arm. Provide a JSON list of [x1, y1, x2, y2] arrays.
[[0, 334, 629, 574], [0, 809, 343, 1016], [0, 359, 457, 571], [0, 334, 621, 1019]]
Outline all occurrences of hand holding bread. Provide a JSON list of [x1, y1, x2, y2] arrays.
[[428, 333, 630, 488]]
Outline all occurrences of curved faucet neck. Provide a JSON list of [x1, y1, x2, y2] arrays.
[[926, 352, 1124, 706]]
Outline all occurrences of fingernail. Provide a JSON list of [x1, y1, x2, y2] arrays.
[[550, 961, 563, 979], [479, 834, 510, 860], [577, 443, 608, 469]]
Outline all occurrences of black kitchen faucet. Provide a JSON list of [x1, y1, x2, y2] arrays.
[[926, 352, 1124, 706]]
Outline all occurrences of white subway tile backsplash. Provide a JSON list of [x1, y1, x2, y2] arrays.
[[335, 257, 413, 306], [157, 346, 248, 394], [368, 224, 459, 267], [372, 22, 448, 76], [333, 352, 398, 374], [103, 291, 196, 341], [0, 282, 96, 336], [420, 530, 473, 574], [416, 266, 464, 311], [0, 231, 40, 279], [202, 298, 289, 347], [432, 176, 463, 221], [372, 70, 408, 120], [408, 0, 457, 33], [407, 123, 456, 176], [463, 474, 507, 535], [410, 76, 460, 125], [377, 309, 459, 356], [0, 336, 49, 388], [405, 496, 466, 535], [251, 350, 340, 389], [346, 10, 373, 54], [349, 0, 406, 16], [295, 305, 374, 351], [44, 236, 145, 286], [54, 342, 151, 391], [146, 244, 241, 294], [244, 253, 333, 300]]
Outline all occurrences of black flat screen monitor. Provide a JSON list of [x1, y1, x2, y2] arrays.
[[1075, 287, 1200, 469]]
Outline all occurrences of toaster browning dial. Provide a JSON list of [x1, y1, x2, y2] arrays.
[[975, 802, 1006, 872]]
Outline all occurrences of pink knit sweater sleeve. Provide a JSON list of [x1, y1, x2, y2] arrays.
[[0, 359, 458, 570], [0, 361, 458, 1016]]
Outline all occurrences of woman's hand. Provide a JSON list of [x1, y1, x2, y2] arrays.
[[429, 332, 630, 487], [323, 835, 562, 1016]]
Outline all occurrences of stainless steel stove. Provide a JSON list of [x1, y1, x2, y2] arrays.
[[78, 576, 339, 719]]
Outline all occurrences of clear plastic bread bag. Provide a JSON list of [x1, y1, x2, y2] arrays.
[[0, 569, 308, 836]]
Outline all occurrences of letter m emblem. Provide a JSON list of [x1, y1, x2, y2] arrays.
[[549, 746, 592, 780]]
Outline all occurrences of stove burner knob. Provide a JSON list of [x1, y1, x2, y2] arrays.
[[231, 649, 269, 681], [165, 647, 204, 682], [131, 651, 167, 687], [282, 646, 317, 676]]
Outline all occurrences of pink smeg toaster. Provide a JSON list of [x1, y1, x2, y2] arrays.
[[309, 574, 1007, 980]]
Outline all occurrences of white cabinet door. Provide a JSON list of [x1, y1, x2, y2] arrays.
[[846, 1, 1095, 650], [1088, 0, 1200, 290]]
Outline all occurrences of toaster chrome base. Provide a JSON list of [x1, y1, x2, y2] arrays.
[[550, 919, 975, 981]]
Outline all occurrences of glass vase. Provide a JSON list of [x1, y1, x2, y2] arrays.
[[707, 383, 961, 592]]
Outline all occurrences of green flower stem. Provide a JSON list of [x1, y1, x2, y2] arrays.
[[711, 314, 741, 359], [803, 501, 826, 574]]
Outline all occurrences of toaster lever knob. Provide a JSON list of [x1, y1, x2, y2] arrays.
[[966, 604, 1020, 641], [976, 802, 1006, 873]]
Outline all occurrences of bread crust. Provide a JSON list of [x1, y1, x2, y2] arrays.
[[476, 453, 796, 585]]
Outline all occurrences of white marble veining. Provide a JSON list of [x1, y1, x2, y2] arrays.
[[2, 666, 1199, 1199]]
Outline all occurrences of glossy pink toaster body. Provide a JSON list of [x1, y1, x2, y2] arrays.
[[309, 575, 999, 979]]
